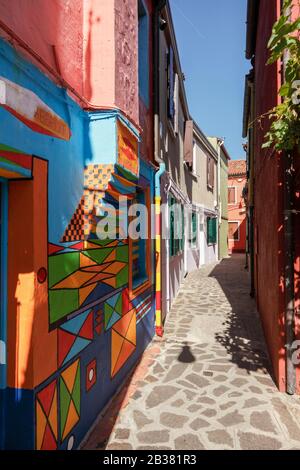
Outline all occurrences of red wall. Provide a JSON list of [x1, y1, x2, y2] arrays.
[[228, 175, 246, 253], [252, 0, 286, 390]]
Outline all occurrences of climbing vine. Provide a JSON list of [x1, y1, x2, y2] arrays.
[[262, 0, 300, 152]]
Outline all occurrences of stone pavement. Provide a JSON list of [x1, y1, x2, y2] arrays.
[[82, 255, 300, 450]]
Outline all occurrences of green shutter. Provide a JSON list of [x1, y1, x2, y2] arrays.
[[207, 217, 217, 244], [192, 212, 197, 246]]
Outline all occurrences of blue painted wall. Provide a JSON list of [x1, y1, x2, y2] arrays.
[[0, 38, 156, 449]]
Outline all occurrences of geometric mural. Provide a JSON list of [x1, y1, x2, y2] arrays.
[[58, 309, 94, 367], [86, 359, 97, 392], [35, 379, 58, 450], [104, 291, 123, 331], [135, 292, 152, 324], [60, 359, 80, 442], [48, 240, 129, 325], [111, 308, 136, 378]]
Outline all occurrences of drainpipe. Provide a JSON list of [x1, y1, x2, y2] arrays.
[[155, 163, 166, 337], [217, 139, 223, 260], [153, 0, 167, 164], [282, 1, 296, 395]]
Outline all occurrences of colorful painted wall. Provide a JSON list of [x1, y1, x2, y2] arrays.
[[0, 35, 155, 449]]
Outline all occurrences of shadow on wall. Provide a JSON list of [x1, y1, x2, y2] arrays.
[[209, 255, 274, 378]]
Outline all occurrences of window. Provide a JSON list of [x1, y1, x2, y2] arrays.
[[228, 187, 236, 204], [192, 140, 197, 175], [189, 210, 198, 248], [169, 196, 183, 256], [228, 221, 239, 241], [207, 217, 217, 245], [130, 187, 150, 292], [207, 156, 215, 189], [138, 0, 149, 106]]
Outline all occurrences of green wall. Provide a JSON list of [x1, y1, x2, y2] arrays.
[[219, 148, 229, 258]]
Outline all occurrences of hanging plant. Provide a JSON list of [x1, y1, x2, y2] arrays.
[[262, 0, 300, 152]]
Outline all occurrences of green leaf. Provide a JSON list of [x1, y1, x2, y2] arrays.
[[279, 82, 290, 96]]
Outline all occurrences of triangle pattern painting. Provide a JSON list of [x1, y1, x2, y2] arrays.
[[35, 379, 58, 450], [58, 309, 94, 367], [104, 291, 123, 331], [111, 308, 136, 378], [60, 359, 80, 442], [49, 242, 129, 325]]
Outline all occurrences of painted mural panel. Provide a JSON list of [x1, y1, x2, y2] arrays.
[[0, 76, 70, 140], [117, 120, 139, 176]]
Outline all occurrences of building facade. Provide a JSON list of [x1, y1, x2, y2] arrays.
[[243, 0, 300, 393], [0, 0, 157, 450], [209, 137, 230, 259], [154, 1, 219, 333], [227, 160, 247, 254]]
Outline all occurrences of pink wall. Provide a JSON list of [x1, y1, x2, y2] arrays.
[[0, 0, 84, 94], [0, 0, 139, 124], [228, 175, 246, 253]]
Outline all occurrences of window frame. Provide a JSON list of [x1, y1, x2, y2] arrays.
[[228, 186, 237, 205], [128, 185, 151, 299], [228, 220, 240, 241]]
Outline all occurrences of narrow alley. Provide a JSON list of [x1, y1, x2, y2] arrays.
[[83, 255, 300, 451]]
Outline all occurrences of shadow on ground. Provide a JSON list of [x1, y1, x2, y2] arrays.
[[209, 255, 273, 378]]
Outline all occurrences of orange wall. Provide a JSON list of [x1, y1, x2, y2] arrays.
[[228, 175, 246, 253], [7, 158, 57, 390]]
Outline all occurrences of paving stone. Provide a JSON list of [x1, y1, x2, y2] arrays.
[[213, 374, 228, 382], [213, 385, 230, 397], [174, 434, 204, 450], [177, 379, 198, 390], [163, 363, 187, 382], [137, 446, 172, 450], [219, 410, 244, 427], [188, 404, 202, 413], [272, 397, 300, 441], [160, 412, 189, 428], [137, 430, 170, 444], [250, 411, 276, 433], [114, 429, 130, 440], [146, 386, 179, 408], [106, 442, 133, 450], [248, 385, 263, 394], [185, 373, 210, 388], [202, 408, 217, 418], [190, 417, 210, 431], [244, 397, 267, 408], [171, 399, 185, 407], [238, 432, 282, 450], [197, 397, 216, 405], [231, 378, 248, 387], [220, 401, 236, 411], [228, 391, 243, 398], [207, 430, 234, 447], [133, 410, 153, 429]]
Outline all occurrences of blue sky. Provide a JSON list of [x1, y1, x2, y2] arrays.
[[169, 0, 250, 159]]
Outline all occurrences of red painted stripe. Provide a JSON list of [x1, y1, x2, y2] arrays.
[[0, 149, 32, 169], [155, 292, 161, 310]]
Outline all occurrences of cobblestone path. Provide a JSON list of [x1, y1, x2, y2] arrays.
[[82, 255, 300, 450]]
